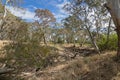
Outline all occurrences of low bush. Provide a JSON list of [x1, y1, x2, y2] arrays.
[[3, 41, 53, 68], [57, 37, 64, 44], [97, 34, 118, 51]]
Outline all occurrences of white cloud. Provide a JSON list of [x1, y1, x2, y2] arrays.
[[6, 6, 36, 21], [56, 0, 68, 7], [27, 5, 38, 10], [53, 0, 69, 22], [53, 13, 67, 22], [54, 14, 66, 19], [6, 0, 70, 22]]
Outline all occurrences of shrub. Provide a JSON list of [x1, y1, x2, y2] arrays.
[[97, 34, 118, 51], [0, 22, 57, 69], [3, 41, 52, 68], [57, 37, 64, 44]]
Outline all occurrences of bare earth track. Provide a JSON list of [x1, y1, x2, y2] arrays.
[[0, 42, 120, 80], [21, 44, 120, 80]]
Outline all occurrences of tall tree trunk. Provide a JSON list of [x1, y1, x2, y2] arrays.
[[105, 0, 120, 57], [0, 1, 8, 40], [73, 34, 76, 47], [73, 38, 76, 47], [106, 17, 112, 46], [116, 28, 120, 57], [43, 33, 47, 46], [79, 35, 86, 47], [42, 26, 47, 46], [85, 25, 100, 53]]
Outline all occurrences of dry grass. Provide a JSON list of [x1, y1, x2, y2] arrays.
[[0, 42, 119, 80], [25, 50, 120, 80]]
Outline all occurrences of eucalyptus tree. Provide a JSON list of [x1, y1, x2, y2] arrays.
[[77, 30, 87, 47], [105, 0, 120, 57], [106, 17, 112, 46], [64, 0, 120, 56], [0, 0, 23, 40], [92, 6, 108, 40], [34, 9, 56, 45], [62, 15, 81, 46], [0, 0, 24, 74], [64, 0, 103, 53], [50, 28, 63, 44]]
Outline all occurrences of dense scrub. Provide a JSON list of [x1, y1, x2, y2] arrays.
[[97, 34, 118, 51]]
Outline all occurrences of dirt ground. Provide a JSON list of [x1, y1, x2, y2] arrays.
[[0, 42, 120, 80], [22, 44, 120, 80]]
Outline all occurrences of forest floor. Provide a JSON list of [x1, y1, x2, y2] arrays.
[[0, 42, 120, 80], [23, 44, 120, 80]]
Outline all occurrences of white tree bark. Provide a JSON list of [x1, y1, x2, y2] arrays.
[[85, 25, 100, 53], [0, 0, 9, 39], [106, 0, 120, 56], [107, 0, 120, 24]]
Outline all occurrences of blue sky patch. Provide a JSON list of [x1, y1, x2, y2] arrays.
[[7, 0, 69, 22]]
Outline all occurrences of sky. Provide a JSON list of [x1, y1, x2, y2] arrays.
[[7, 0, 69, 22]]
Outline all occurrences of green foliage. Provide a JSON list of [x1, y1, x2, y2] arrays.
[[57, 37, 64, 44], [0, 4, 4, 13], [3, 41, 51, 68], [97, 34, 118, 51], [1, 20, 56, 69]]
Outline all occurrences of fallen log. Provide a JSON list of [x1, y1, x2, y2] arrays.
[[0, 68, 14, 75]]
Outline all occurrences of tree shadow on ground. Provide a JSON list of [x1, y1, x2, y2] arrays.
[[80, 56, 120, 80], [53, 52, 120, 80], [0, 75, 13, 80], [64, 46, 98, 58], [0, 45, 60, 80]]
